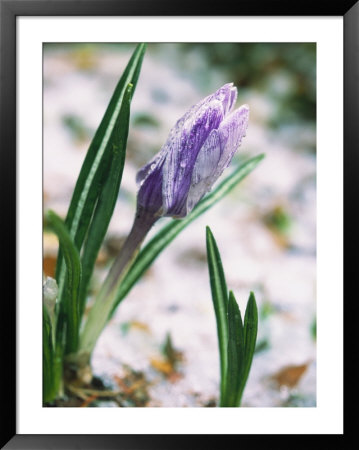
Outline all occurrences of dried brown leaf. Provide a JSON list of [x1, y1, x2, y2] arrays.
[[271, 363, 309, 388]]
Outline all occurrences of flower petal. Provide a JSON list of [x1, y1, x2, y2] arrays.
[[179, 83, 236, 125], [162, 100, 225, 217], [136, 153, 161, 185], [136, 84, 235, 188], [136, 156, 166, 214], [135, 84, 247, 219], [185, 105, 249, 214], [185, 129, 221, 213], [222, 84, 237, 116], [216, 104, 249, 177]]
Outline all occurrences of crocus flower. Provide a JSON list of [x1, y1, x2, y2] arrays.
[[86, 83, 249, 324], [136, 83, 249, 218], [81, 84, 250, 354]]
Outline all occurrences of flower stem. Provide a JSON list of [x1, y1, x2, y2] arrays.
[[79, 208, 157, 356]]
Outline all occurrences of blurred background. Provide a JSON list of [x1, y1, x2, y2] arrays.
[[43, 43, 316, 407]]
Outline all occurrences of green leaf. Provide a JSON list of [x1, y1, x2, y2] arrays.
[[55, 43, 146, 308], [43, 304, 64, 403], [113, 154, 265, 313], [226, 292, 245, 406], [45, 210, 82, 354], [43, 305, 54, 403], [78, 83, 134, 318], [205, 226, 229, 405], [225, 291, 245, 407], [237, 291, 258, 405]]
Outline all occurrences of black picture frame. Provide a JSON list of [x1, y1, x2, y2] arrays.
[[1, 0, 357, 448]]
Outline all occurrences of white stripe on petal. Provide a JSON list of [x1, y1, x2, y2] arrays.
[[216, 104, 249, 177], [186, 104, 249, 214], [186, 129, 221, 213]]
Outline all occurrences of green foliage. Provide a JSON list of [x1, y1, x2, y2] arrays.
[[43, 305, 55, 402], [241, 292, 258, 402], [225, 291, 245, 406], [45, 210, 82, 354], [43, 209, 83, 403], [54, 43, 146, 350], [205, 226, 229, 402], [77, 83, 133, 318], [161, 333, 177, 366], [206, 227, 258, 407], [43, 44, 146, 402]]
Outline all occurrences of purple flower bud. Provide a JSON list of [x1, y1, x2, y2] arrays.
[[136, 83, 249, 218]]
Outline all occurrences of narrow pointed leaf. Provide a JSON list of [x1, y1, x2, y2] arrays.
[[225, 291, 245, 407], [45, 210, 82, 354], [43, 305, 54, 403], [112, 154, 265, 312], [78, 83, 134, 318], [206, 226, 229, 405], [237, 291, 258, 404], [55, 43, 146, 305]]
